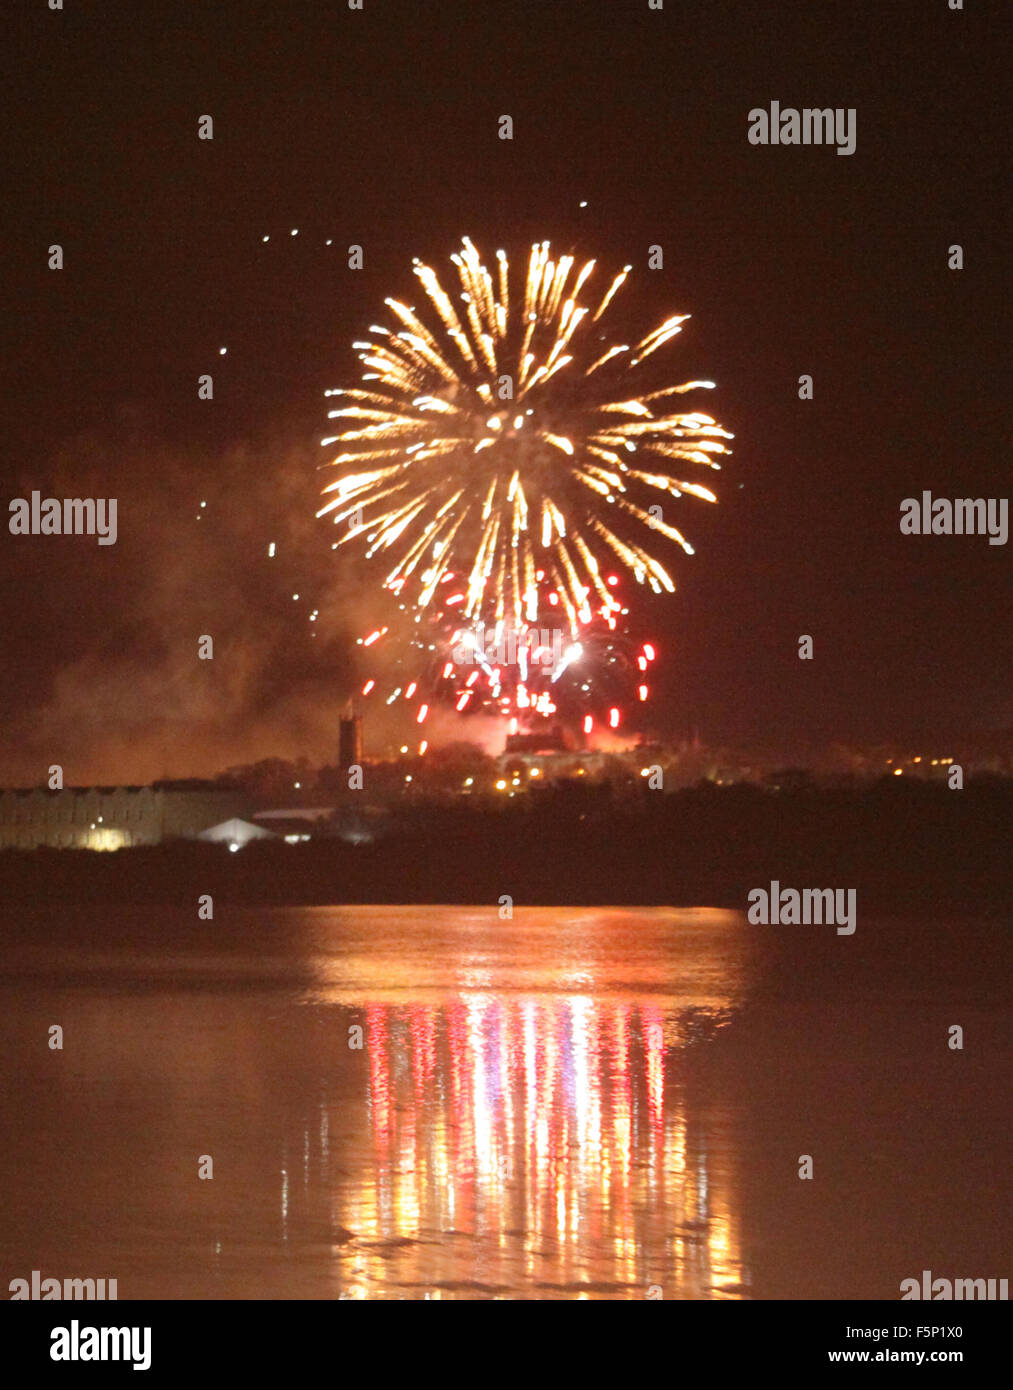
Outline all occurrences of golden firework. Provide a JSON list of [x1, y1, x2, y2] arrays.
[[319, 238, 732, 639]]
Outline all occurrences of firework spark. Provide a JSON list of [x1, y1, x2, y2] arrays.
[[321, 238, 732, 729]]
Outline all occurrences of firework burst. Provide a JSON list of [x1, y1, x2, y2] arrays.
[[320, 238, 732, 733]]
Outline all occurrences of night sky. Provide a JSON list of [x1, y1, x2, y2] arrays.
[[3, 0, 1008, 783]]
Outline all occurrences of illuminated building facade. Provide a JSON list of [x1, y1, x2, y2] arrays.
[[0, 780, 247, 851]]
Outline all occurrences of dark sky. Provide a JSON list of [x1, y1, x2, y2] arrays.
[[2, 0, 1008, 782]]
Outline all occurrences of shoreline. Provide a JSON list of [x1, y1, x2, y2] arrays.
[[1, 783, 1007, 916]]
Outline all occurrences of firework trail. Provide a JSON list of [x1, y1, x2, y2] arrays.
[[319, 238, 732, 736]]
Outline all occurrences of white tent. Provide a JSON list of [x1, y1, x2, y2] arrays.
[[196, 817, 277, 848]]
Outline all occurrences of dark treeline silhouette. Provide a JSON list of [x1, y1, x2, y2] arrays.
[[0, 777, 1008, 914]]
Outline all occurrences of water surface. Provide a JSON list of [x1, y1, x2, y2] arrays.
[[0, 905, 1008, 1299]]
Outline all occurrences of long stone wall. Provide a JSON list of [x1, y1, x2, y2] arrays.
[[0, 785, 247, 851]]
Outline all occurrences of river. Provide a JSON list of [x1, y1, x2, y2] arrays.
[[1, 905, 1008, 1299]]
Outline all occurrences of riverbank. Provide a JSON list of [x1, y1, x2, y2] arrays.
[[0, 780, 1007, 913]]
